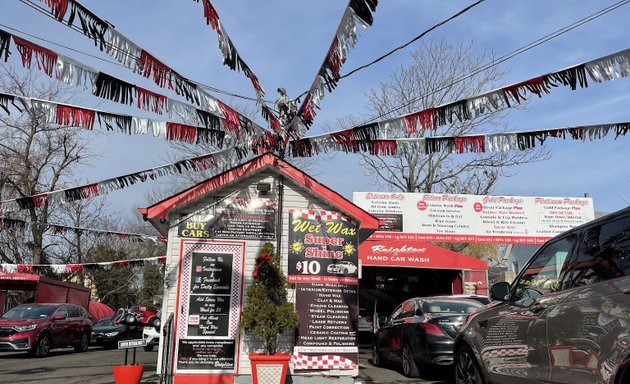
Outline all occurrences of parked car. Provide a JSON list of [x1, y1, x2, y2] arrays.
[[91, 316, 142, 349], [0, 303, 92, 357], [454, 205, 630, 384], [372, 296, 484, 377], [142, 322, 160, 352], [433, 294, 492, 305], [326, 260, 358, 275], [358, 307, 373, 333]]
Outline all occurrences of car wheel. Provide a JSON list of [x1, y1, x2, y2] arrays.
[[402, 344, 420, 378], [30, 333, 51, 358], [455, 345, 486, 384], [143, 344, 154, 352], [616, 360, 630, 384], [74, 333, 89, 353], [371, 344, 381, 367]]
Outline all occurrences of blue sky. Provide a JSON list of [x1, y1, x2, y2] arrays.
[[1, 0, 630, 217]]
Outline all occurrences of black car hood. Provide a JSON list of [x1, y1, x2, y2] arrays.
[[93, 325, 126, 333]]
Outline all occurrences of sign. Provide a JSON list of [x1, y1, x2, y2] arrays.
[[177, 194, 278, 240], [177, 339, 236, 371], [175, 241, 244, 374], [118, 339, 146, 349], [293, 283, 359, 370], [287, 209, 359, 284], [353, 192, 595, 244]]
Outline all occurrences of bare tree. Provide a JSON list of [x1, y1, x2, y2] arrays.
[[344, 40, 549, 195], [0, 66, 96, 265]]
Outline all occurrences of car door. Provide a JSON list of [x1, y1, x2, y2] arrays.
[[66, 305, 83, 342], [389, 300, 417, 363], [50, 305, 70, 344], [375, 303, 404, 362], [547, 216, 630, 384], [480, 236, 576, 384]]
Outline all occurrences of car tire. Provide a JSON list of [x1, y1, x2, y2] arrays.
[[143, 344, 154, 352], [616, 360, 630, 384], [402, 344, 420, 378], [74, 333, 90, 353], [371, 344, 381, 367], [30, 333, 51, 358], [455, 344, 486, 384]]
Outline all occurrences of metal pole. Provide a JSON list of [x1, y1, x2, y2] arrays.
[[124, 348, 129, 365], [133, 347, 137, 365]]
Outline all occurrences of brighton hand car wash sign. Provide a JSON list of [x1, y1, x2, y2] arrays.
[[354, 192, 595, 244]]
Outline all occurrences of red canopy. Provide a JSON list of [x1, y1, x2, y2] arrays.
[[359, 233, 487, 270], [88, 301, 115, 321]]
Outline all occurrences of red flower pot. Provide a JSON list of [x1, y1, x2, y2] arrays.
[[112, 364, 144, 384], [249, 353, 291, 384]]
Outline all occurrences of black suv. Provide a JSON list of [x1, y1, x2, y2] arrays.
[[454, 206, 630, 384]]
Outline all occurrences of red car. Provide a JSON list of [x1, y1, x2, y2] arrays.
[[0, 303, 93, 357], [114, 305, 160, 328]]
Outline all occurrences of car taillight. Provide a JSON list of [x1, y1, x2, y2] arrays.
[[419, 322, 444, 336]]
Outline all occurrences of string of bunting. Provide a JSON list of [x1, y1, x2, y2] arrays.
[[289, 121, 630, 157], [289, 47, 630, 157], [0, 147, 251, 211], [290, 0, 378, 137], [0, 27, 257, 144], [30, 0, 269, 137], [192, 0, 281, 132], [0, 217, 165, 243], [0, 256, 167, 275], [0, 91, 226, 147]]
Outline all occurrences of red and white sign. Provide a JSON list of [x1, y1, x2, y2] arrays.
[[359, 237, 486, 270], [353, 192, 595, 244]]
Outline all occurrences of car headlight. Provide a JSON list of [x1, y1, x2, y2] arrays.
[[105, 331, 120, 337], [14, 324, 37, 332]]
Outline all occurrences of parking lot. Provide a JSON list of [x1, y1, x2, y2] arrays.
[[0, 346, 160, 384], [0, 343, 452, 384]]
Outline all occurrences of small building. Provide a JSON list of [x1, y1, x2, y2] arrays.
[[139, 153, 380, 384]]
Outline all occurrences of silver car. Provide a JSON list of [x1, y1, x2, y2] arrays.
[[454, 205, 630, 384]]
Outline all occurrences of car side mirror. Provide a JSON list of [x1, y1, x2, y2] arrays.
[[53, 315, 66, 320], [490, 281, 510, 302]]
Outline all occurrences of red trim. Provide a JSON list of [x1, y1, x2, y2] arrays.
[[139, 153, 379, 230]]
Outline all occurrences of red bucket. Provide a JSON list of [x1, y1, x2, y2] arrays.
[[112, 364, 144, 384]]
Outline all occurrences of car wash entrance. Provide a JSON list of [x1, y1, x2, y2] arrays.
[[358, 233, 488, 317]]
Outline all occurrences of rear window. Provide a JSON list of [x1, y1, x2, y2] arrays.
[[423, 300, 482, 314], [94, 317, 114, 327], [2, 305, 55, 319]]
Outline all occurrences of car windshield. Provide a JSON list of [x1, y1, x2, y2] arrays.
[[1, 305, 55, 319], [94, 317, 114, 327], [423, 300, 482, 314]]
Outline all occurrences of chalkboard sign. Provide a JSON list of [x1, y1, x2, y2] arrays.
[[177, 339, 236, 370], [190, 253, 232, 294]]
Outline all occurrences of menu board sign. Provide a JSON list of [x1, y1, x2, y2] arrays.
[[353, 192, 595, 244], [177, 194, 278, 240], [287, 209, 359, 284], [293, 283, 359, 370], [175, 241, 244, 374]]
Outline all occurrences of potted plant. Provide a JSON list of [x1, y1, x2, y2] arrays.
[[240, 242, 299, 384]]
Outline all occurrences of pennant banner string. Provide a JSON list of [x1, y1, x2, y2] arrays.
[[0, 256, 167, 275], [290, 46, 630, 150], [27, 0, 270, 135], [288, 120, 630, 157], [192, 0, 280, 131], [0, 147, 251, 211], [0, 90, 226, 147], [0, 217, 165, 243], [289, 0, 378, 138], [0, 26, 264, 144]]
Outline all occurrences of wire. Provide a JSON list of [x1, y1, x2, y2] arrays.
[[341, 0, 486, 81], [356, 0, 630, 125], [15, 0, 266, 103]]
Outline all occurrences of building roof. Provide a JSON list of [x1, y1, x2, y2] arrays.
[[139, 152, 380, 237]]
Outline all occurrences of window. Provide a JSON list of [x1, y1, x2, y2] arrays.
[[54, 306, 68, 318], [566, 217, 630, 287], [389, 305, 404, 322], [513, 236, 575, 302], [68, 305, 82, 318], [401, 300, 416, 318]]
